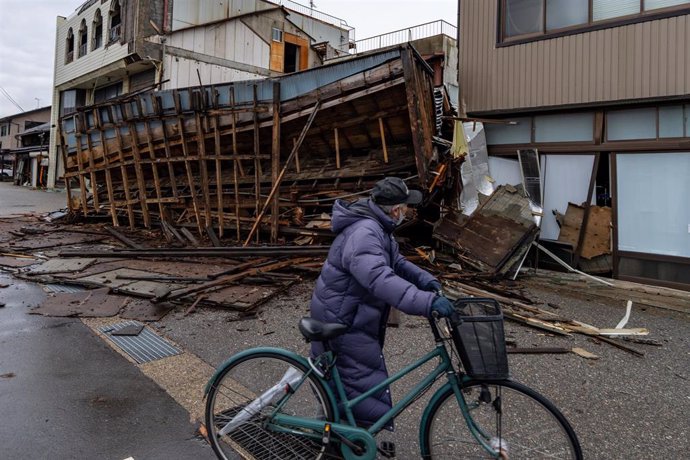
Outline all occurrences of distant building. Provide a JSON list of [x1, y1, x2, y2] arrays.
[[458, 1, 690, 290], [0, 106, 51, 186], [48, 0, 354, 189]]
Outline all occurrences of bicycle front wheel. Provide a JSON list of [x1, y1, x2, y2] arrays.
[[205, 351, 335, 460], [422, 379, 582, 459]]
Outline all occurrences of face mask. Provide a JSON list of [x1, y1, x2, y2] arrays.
[[395, 206, 405, 225]]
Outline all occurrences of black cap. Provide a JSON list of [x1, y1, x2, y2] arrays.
[[371, 177, 423, 206]]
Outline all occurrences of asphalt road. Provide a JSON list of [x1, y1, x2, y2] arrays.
[[155, 279, 690, 459], [0, 272, 214, 460]]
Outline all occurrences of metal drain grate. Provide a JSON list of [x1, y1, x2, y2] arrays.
[[99, 321, 181, 363]]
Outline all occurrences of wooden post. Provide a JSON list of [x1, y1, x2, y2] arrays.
[[212, 89, 224, 238], [109, 105, 136, 228], [573, 153, 600, 268], [174, 90, 204, 235], [72, 116, 90, 215], [230, 87, 241, 240], [378, 118, 389, 164], [252, 85, 261, 244], [92, 109, 118, 226], [271, 82, 281, 243], [293, 138, 301, 173], [195, 110, 213, 230], [57, 126, 74, 213], [334, 127, 341, 169], [243, 101, 321, 246], [157, 101, 180, 200], [126, 120, 152, 228], [138, 98, 166, 223]]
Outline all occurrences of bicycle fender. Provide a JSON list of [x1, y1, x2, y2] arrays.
[[418, 382, 453, 457], [203, 347, 340, 420]]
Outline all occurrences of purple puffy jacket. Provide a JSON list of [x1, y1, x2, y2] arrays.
[[309, 198, 437, 428]]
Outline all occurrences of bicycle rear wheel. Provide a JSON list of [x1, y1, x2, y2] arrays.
[[205, 351, 335, 460], [421, 379, 582, 459]]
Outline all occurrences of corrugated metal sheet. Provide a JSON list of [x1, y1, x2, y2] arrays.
[[65, 48, 402, 134], [460, 1, 690, 113]]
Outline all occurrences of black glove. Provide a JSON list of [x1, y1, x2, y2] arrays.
[[430, 296, 454, 318], [424, 280, 442, 293]]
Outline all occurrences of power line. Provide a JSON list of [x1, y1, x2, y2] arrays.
[[0, 86, 25, 113]]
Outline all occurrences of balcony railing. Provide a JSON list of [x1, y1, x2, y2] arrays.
[[273, 1, 354, 35], [353, 20, 457, 54], [108, 24, 121, 44], [65, 51, 74, 64], [78, 43, 87, 58]]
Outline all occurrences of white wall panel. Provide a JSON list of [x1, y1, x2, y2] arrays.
[[540, 155, 595, 240], [617, 152, 690, 257]]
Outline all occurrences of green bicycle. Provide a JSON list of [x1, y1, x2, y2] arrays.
[[204, 298, 582, 459]]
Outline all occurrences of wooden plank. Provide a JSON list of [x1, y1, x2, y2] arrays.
[[94, 109, 119, 226], [139, 99, 167, 223], [195, 110, 213, 229], [334, 128, 340, 169], [57, 126, 75, 213], [174, 90, 203, 235], [126, 120, 152, 227], [212, 89, 224, 238], [109, 106, 136, 228], [243, 101, 321, 246], [252, 85, 261, 243], [230, 87, 241, 241], [271, 82, 281, 243], [378, 118, 389, 164], [573, 153, 600, 267], [157, 107, 180, 200], [72, 124, 90, 215]]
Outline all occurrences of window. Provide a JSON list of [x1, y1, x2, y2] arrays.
[[546, 0, 588, 30], [272, 27, 283, 42], [94, 82, 123, 103], [607, 105, 690, 140], [109, 0, 122, 44], [65, 28, 74, 64], [92, 9, 103, 50], [501, 0, 690, 41], [60, 89, 86, 116], [78, 19, 88, 58], [0, 124, 9, 137]]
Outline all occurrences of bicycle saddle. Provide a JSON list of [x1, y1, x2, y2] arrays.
[[298, 317, 348, 342]]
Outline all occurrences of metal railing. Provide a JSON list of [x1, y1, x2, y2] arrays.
[[78, 43, 87, 58], [274, 0, 354, 35], [353, 20, 457, 54], [108, 24, 121, 44]]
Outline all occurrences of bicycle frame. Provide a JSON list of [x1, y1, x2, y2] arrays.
[[271, 341, 498, 458]]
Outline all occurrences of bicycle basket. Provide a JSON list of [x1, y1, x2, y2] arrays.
[[449, 298, 509, 380]]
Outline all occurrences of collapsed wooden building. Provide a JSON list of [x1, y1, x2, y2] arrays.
[[59, 45, 457, 244]]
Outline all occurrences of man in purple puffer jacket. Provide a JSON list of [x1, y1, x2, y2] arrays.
[[309, 177, 454, 429]]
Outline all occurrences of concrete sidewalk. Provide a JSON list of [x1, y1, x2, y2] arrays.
[[0, 182, 68, 217]]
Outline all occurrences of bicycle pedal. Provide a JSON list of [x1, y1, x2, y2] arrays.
[[378, 441, 396, 458]]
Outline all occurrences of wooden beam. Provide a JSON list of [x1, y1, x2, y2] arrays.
[[230, 87, 241, 241], [109, 106, 136, 228], [174, 90, 203, 234], [573, 153, 600, 268], [334, 128, 341, 169], [94, 109, 119, 226], [243, 101, 321, 246], [378, 118, 389, 163], [195, 111, 213, 229], [271, 82, 281, 243], [126, 120, 152, 228], [212, 89, 224, 238]]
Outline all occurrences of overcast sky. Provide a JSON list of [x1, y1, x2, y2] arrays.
[[0, 0, 456, 118]]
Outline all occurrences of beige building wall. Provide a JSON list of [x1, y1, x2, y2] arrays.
[[0, 108, 51, 151], [460, 0, 690, 114]]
